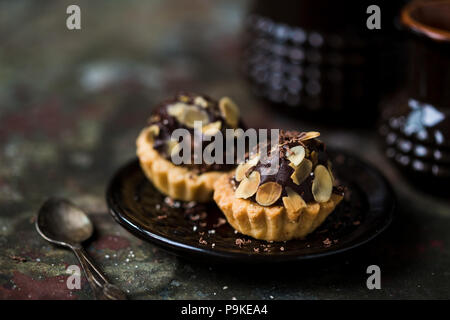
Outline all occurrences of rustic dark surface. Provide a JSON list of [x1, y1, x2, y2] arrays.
[[0, 0, 449, 300]]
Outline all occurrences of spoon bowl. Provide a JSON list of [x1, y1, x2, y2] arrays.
[[36, 198, 94, 247], [36, 197, 126, 299]]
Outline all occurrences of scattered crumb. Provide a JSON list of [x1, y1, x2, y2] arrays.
[[156, 215, 167, 220], [323, 238, 332, 247], [213, 218, 227, 228], [10, 255, 27, 263], [199, 237, 207, 245], [353, 220, 361, 226], [223, 286, 228, 290], [280, 246, 285, 251], [235, 238, 251, 248]]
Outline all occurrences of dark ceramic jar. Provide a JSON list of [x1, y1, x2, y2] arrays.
[[242, 0, 406, 125], [380, 0, 450, 195]]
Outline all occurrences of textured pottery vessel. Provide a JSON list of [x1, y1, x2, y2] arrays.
[[380, 0, 450, 195], [242, 0, 406, 125]]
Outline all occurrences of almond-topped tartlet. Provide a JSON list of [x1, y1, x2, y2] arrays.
[[136, 93, 242, 202], [213, 131, 344, 241]]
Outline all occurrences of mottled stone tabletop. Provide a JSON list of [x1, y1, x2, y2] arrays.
[[0, 0, 449, 300]]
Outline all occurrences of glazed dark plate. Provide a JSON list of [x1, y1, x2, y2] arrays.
[[106, 150, 395, 264]]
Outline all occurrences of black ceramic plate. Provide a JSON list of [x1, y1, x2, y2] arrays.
[[106, 151, 395, 264]]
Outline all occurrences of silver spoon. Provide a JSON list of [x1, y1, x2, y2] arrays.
[[36, 197, 127, 300]]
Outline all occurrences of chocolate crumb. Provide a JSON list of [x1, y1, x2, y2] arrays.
[[213, 218, 227, 228], [323, 238, 332, 247], [10, 255, 27, 263]]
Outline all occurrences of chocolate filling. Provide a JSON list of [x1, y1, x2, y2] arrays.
[[148, 93, 242, 173], [233, 130, 344, 204]]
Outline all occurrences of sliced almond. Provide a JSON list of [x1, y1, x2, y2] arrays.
[[179, 95, 190, 103], [194, 96, 209, 108], [201, 121, 222, 136], [247, 154, 260, 166], [300, 131, 320, 141], [166, 139, 181, 156], [181, 106, 209, 128], [312, 164, 333, 203], [167, 103, 209, 128], [167, 102, 187, 118], [147, 125, 160, 141], [282, 187, 306, 218], [287, 145, 305, 166], [235, 171, 261, 199], [290, 159, 312, 185], [219, 97, 240, 128], [235, 154, 260, 181], [235, 162, 253, 182], [255, 182, 282, 206]]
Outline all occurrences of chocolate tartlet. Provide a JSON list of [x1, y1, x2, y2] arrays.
[[137, 93, 242, 202], [213, 130, 344, 241]]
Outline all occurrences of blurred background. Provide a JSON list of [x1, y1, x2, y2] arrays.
[[1, 0, 449, 299]]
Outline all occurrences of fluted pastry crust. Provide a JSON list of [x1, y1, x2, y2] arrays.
[[137, 127, 225, 202], [213, 173, 343, 241]]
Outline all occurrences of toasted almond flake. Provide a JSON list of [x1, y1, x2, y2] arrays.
[[300, 131, 320, 141], [287, 145, 305, 166], [194, 96, 209, 108], [247, 154, 260, 166], [219, 97, 240, 128], [147, 125, 160, 141], [255, 182, 282, 206], [235, 155, 260, 181], [235, 171, 260, 199], [290, 159, 312, 185], [166, 140, 180, 156], [179, 95, 190, 103], [202, 121, 222, 135], [181, 106, 209, 128], [282, 187, 306, 217], [168, 103, 209, 128], [235, 162, 253, 182], [167, 102, 186, 117], [312, 165, 333, 203]]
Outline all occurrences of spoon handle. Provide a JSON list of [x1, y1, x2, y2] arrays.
[[72, 245, 127, 300]]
